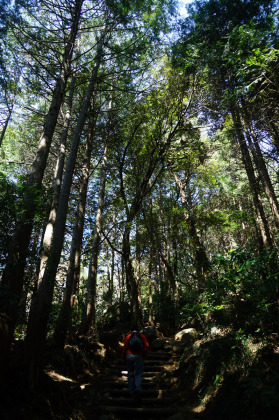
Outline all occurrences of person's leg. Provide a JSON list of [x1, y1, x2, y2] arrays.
[[126, 354, 135, 396], [134, 355, 144, 393]]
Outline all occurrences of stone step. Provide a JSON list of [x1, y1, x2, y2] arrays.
[[99, 397, 172, 406], [97, 405, 173, 417], [118, 355, 170, 366], [110, 389, 165, 398], [145, 353, 171, 360], [111, 370, 160, 377], [103, 380, 156, 389], [144, 359, 168, 365], [116, 365, 164, 372], [118, 354, 171, 361]]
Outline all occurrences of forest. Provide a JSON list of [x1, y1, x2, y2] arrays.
[[0, 0, 279, 418]]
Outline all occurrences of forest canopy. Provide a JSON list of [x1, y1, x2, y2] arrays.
[[0, 0, 279, 404]]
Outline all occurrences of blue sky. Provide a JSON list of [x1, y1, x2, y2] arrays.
[[179, 0, 194, 17]]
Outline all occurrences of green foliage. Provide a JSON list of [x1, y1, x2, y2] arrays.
[[209, 243, 279, 302], [174, 0, 279, 112], [105, 0, 177, 35], [153, 292, 179, 329], [178, 242, 279, 337], [97, 301, 131, 329], [0, 0, 26, 85], [0, 173, 19, 266]]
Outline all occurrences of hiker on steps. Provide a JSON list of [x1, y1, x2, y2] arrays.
[[122, 325, 149, 401]]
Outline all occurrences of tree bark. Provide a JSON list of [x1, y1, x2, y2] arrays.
[[37, 64, 78, 294], [135, 214, 142, 314], [0, 97, 15, 148], [122, 220, 143, 325], [24, 31, 106, 379], [269, 122, 279, 155], [0, 0, 83, 371], [147, 182, 155, 326], [148, 259, 155, 326], [109, 210, 116, 300], [172, 171, 209, 291], [80, 142, 108, 334], [241, 103, 279, 229], [53, 116, 96, 348], [231, 106, 273, 248]]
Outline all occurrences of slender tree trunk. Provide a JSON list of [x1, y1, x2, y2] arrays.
[[0, 99, 15, 148], [160, 251, 176, 295], [37, 63, 78, 294], [119, 263, 125, 301], [53, 118, 96, 348], [0, 67, 20, 148], [110, 210, 116, 300], [231, 106, 273, 248], [148, 260, 154, 326], [147, 181, 154, 326], [172, 240, 178, 298], [18, 227, 41, 326], [27, 72, 77, 348], [270, 122, 279, 155], [241, 104, 279, 229], [135, 214, 142, 314], [172, 171, 209, 290], [235, 199, 246, 245], [122, 221, 143, 325], [80, 142, 108, 334], [24, 32, 106, 380], [0, 0, 83, 371]]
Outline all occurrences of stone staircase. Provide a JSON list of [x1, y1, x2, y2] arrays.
[[96, 348, 176, 419]]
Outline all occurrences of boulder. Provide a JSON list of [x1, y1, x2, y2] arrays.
[[151, 338, 165, 350], [163, 341, 173, 351], [210, 326, 223, 337], [175, 328, 197, 342], [142, 325, 160, 343], [93, 342, 106, 359], [172, 341, 185, 353]]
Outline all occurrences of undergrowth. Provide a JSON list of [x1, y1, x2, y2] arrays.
[[175, 243, 279, 419]]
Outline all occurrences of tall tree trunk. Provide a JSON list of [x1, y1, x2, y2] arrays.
[[269, 122, 279, 156], [37, 60, 78, 294], [231, 106, 273, 248], [0, 96, 15, 148], [122, 221, 143, 325], [80, 142, 108, 334], [147, 182, 155, 326], [0, 0, 83, 371], [0, 67, 20, 148], [24, 32, 106, 380], [135, 214, 142, 315], [241, 103, 279, 229], [235, 199, 247, 245], [53, 116, 96, 348], [148, 259, 155, 326], [18, 226, 41, 327], [172, 171, 209, 291], [27, 72, 77, 349], [160, 251, 176, 295], [172, 240, 178, 297], [110, 210, 116, 300]]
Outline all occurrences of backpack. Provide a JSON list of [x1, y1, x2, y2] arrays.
[[128, 331, 144, 352]]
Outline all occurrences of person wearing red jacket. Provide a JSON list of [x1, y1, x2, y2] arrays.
[[122, 325, 149, 400]]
